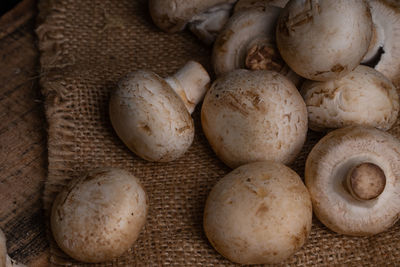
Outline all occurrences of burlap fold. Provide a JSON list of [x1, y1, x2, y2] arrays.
[[36, 0, 400, 266]]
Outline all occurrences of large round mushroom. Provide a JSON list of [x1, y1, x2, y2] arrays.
[[51, 168, 148, 263], [201, 69, 307, 168], [276, 0, 373, 81], [305, 126, 400, 236], [204, 161, 312, 264]]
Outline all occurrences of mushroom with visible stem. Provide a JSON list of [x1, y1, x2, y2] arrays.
[[276, 0, 373, 81], [305, 126, 400, 236], [0, 229, 26, 267], [362, 0, 400, 88], [51, 168, 148, 263], [301, 65, 399, 131], [212, 3, 301, 85], [149, 0, 237, 45], [109, 61, 210, 162], [201, 69, 308, 168], [204, 161, 312, 264]]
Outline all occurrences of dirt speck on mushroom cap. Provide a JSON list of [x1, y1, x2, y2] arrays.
[[204, 161, 312, 264], [51, 168, 148, 263], [201, 69, 307, 168]]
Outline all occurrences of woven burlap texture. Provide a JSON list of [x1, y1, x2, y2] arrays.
[[36, 0, 400, 266]]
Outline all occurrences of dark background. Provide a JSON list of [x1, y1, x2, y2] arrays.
[[1, 0, 20, 16]]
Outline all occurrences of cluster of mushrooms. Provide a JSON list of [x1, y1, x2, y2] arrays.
[[42, 0, 400, 265]]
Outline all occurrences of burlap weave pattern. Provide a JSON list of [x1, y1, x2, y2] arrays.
[[36, 0, 400, 265]]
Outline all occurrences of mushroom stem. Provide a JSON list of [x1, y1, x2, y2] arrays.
[[245, 38, 284, 72], [346, 163, 386, 201], [0, 229, 26, 267], [165, 61, 211, 114]]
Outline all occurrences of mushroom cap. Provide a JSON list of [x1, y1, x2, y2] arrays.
[[204, 161, 312, 264], [301, 65, 399, 131], [276, 0, 373, 81], [362, 0, 400, 88], [149, 0, 237, 33], [305, 126, 400, 236], [51, 168, 148, 263], [109, 70, 194, 162], [201, 69, 307, 168]]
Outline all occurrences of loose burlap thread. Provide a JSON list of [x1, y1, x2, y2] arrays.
[[36, 0, 400, 266]]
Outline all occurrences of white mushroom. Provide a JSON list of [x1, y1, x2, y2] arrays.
[[149, 0, 237, 45], [0, 229, 26, 267], [301, 65, 399, 131], [305, 126, 400, 236], [204, 161, 312, 264], [201, 69, 307, 168], [362, 0, 400, 88], [212, 3, 301, 85], [51, 168, 148, 263], [109, 61, 210, 162], [276, 0, 373, 81]]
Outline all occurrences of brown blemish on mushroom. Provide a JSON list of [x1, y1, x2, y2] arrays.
[[285, 0, 318, 31], [255, 203, 269, 216], [224, 92, 250, 116], [140, 124, 152, 135], [176, 125, 191, 134], [331, 64, 345, 73]]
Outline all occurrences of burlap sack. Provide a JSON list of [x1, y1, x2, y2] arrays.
[[36, 0, 400, 265]]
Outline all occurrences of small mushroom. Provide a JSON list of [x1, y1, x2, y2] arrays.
[[305, 126, 400, 236], [51, 168, 148, 263], [149, 0, 237, 45], [201, 69, 307, 168], [276, 0, 373, 81], [109, 61, 210, 162], [362, 0, 400, 88], [204, 161, 312, 264], [0, 229, 26, 267], [301, 65, 399, 131], [212, 3, 301, 85]]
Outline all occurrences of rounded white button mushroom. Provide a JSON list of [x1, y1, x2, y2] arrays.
[[149, 0, 237, 45], [212, 3, 301, 85], [0, 229, 26, 267], [201, 69, 308, 168], [301, 65, 399, 131], [362, 0, 400, 88], [305, 126, 400, 236], [109, 61, 210, 162], [204, 161, 312, 264], [276, 0, 373, 81], [51, 168, 148, 263]]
